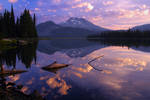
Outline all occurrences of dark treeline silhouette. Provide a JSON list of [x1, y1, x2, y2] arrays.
[[0, 41, 38, 69], [88, 29, 150, 39], [0, 5, 37, 39], [87, 29, 150, 48]]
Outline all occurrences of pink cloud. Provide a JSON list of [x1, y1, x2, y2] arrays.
[[52, 0, 61, 4], [21, 0, 150, 30], [0, 4, 3, 10], [8, 0, 18, 3], [35, 8, 40, 11], [103, 1, 114, 6], [72, 2, 94, 12]]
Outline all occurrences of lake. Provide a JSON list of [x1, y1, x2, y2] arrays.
[[1, 39, 150, 100]]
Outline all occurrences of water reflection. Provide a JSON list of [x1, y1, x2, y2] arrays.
[[1, 39, 150, 100], [38, 39, 105, 57], [88, 38, 150, 53], [0, 65, 44, 100], [0, 41, 38, 68], [35, 46, 150, 100]]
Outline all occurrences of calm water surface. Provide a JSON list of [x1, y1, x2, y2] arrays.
[[1, 39, 150, 100]]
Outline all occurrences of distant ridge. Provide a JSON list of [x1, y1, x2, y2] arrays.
[[132, 24, 150, 31]]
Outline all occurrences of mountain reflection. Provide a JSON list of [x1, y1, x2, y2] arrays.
[[0, 41, 38, 69]]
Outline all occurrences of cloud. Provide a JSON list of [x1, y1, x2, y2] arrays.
[[52, 0, 61, 4], [74, 0, 81, 3], [143, 9, 149, 15], [8, 0, 18, 3], [103, 1, 114, 6], [35, 8, 40, 11], [7, 0, 150, 30], [37, 1, 43, 6], [48, 9, 56, 12], [0, 4, 2, 11], [72, 2, 94, 12]]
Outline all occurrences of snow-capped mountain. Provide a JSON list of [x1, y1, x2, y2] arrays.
[[37, 20, 97, 37], [132, 24, 150, 31], [59, 17, 109, 32]]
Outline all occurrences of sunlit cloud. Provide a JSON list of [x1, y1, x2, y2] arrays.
[[0, 4, 2, 11], [8, 0, 18, 3], [48, 9, 56, 12], [72, 2, 94, 12], [102, 1, 114, 6], [35, 8, 40, 11], [0, 0, 150, 29]]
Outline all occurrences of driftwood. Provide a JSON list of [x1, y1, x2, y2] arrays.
[[42, 61, 71, 73], [88, 55, 104, 71]]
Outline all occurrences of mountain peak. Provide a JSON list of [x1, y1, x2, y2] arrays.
[[42, 21, 56, 25], [65, 17, 89, 25], [60, 17, 108, 32], [68, 17, 86, 21]]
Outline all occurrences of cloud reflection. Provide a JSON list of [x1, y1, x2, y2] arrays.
[[46, 74, 71, 95], [7, 46, 150, 99]]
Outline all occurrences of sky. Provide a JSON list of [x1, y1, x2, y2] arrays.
[[0, 0, 150, 30]]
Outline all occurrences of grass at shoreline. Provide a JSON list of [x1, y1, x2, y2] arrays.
[[0, 38, 38, 51]]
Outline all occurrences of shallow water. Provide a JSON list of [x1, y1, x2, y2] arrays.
[[1, 39, 150, 100]]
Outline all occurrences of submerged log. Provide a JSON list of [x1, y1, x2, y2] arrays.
[[0, 70, 27, 77], [42, 61, 71, 73]]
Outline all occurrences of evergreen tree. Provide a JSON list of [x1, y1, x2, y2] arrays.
[[3, 10, 11, 37], [0, 13, 3, 38], [33, 13, 37, 37], [16, 17, 20, 37], [10, 4, 16, 37], [33, 14, 36, 25], [0, 5, 38, 39], [19, 9, 37, 38]]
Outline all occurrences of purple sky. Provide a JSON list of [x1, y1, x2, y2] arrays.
[[0, 0, 150, 30]]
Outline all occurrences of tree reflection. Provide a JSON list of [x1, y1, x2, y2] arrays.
[[0, 41, 38, 69], [88, 38, 150, 48]]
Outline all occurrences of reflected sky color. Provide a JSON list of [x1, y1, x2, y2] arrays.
[[0, 0, 150, 30], [6, 45, 150, 100]]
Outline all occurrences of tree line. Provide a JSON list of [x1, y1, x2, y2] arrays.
[[0, 5, 37, 39], [88, 29, 150, 39], [87, 29, 150, 47]]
